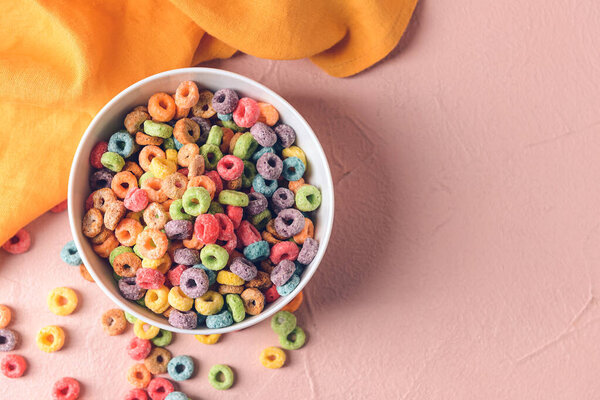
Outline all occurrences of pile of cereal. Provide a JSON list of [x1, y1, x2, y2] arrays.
[[82, 81, 321, 330]]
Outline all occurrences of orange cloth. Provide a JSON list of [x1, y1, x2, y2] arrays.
[[0, 0, 417, 245]]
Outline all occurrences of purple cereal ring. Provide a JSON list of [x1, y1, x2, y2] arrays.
[[89, 169, 115, 191], [271, 188, 295, 211], [230, 257, 258, 281], [118, 277, 146, 300], [179, 267, 209, 298], [274, 124, 296, 148], [211, 89, 239, 114], [246, 192, 268, 216], [190, 117, 211, 143], [164, 220, 193, 240], [174, 248, 201, 266], [168, 309, 198, 330], [270, 259, 296, 287], [297, 237, 319, 265], [0, 329, 18, 352], [274, 208, 305, 238], [250, 122, 277, 147], [256, 152, 283, 180]]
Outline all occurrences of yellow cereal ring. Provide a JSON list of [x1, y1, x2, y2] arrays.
[[282, 146, 306, 167], [145, 285, 170, 314], [149, 157, 177, 179], [47, 287, 78, 316], [168, 287, 194, 312], [194, 291, 224, 316], [133, 319, 160, 340], [194, 333, 221, 345], [260, 346, 286, 369], [142, 254, 171, 274], [165, 148, 178, 163], [216, 270, 245, 286], [36, 326, 65, 353]]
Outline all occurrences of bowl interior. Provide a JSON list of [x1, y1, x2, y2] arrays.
[[68, 68, 334, 334]]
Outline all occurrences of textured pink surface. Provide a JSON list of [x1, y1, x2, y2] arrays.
[[4, 0, 600, 398]]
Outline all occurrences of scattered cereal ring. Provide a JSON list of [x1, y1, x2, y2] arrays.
[[126, 388, 149, 400], [47, 287, 78, 316], [165, 392, 189, 400], [127, 364, 152, 389], [36, 325, 65, 353], [2, 228, 31, 254], [144, 347, 172, 375], [147, 377, 175, 400], [134, 320, 160, 340], [208, 364, 234, 390], [52, 377, 80, 400], [127, 337, 152, 361], [0, 354, 27, 378], [101, 309, 127, 336], [194, 333, 221, 345], [279, 326, 306, 350], [0, 305, 12, 329], [0, 329, 18, 352], [260, 347, 286, 369], [281, 291, 303, 312], [271, 311, 296, 336], [167, 355, 194, 381]]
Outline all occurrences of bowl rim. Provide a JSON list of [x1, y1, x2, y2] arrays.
[[68, 67, 335, 334]]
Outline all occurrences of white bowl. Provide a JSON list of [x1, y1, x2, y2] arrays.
[[68, 68, 334, 334]]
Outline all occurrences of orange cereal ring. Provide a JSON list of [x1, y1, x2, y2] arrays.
[[281, 291, 304, 312], [266, 219, 287, 240], [182, 234, 204, 250], [262, 230, 282, 245], [144, 347, 172, 375], [173, 118, 200, 144], [115, 218, 143, 247], [93, 233, 119, 258], [127, 364, 152, 389], [92, 188, 117, 212], [288, 178, 305, 194], [293, 218, 314, 244], [143, 202, 169, 230], [220, 127, 235, 154], [241, 288, 265, 315], [91, 227, 113, 245], [113, 252, 142, 277], [111, 171, 139, 199], [162, 199, 174, 213], [0, 305, 12, 329], [82, 208, 103, 238], [135, 131, 163, 146], [136, 228, 168, 260], [162, 173, 188, 200], [229, 132, 243, 154], [148, 93, 176, 122], [188, 155, 205, 178], [101, 309, 127, 335], [218, 284, 244, 295], [245, 271, 272, 290], [79, 264, 95, 282], [175, 104, 190, 119], [139, 146, 166, 172], [175, 81, 200, 109], [134, 105, 148, 113], [225, 177, 242, 190], [124, 109, 150, 134], [187, 175, 216, 200], [257, 102, 279, 126], [123, 161, 144, 178], [191, 89, 216, 118], [177, 144, 200, 167], [141, 178, 168, 203]]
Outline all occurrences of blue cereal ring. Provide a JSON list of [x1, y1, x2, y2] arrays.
[[243, 240, 270, 262], [108, 130, 135, 158], [167, 355, 195, 381], [173, 136, 185, 150], [206, 310, 234, 329], [217, 113, 233, 121], [61, 241, 82, 266], [251, 146, 274, 162], [252, 175, 278, 197], [294, 261, 305, 276], [193, 264, 217, 286], [165, 392, 190, 400], [282, 156, 305, 181], [276, 274, 300, 296]]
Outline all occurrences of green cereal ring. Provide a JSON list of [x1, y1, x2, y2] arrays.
[[200, 144, 223, 170], [125, 311, 137, 324], [218, 190, 249, 207], [278, 326, 306, 350], [271, 311, 296, 336], [200, 244, 229, 271], [136, 297, 147, 308], [233, 132, 258, 160], [163, 137, 176, 150], [138, 171, 155, 187], [151, 329, 173, 347], [101, 151, 125, 172], [225, 294, 245, 323], [143, 120, 173, 138], [170, 199, 194, 221], [207, 201, 224, 215], [221, 119, 246, 132], [295, 184, 322, 212], [208, 364, 234, 390], [112, 272, 122, 281], [182, 187, 211, 216], [206, 125, 223, 146], [109, 246, 133, 266], [241, 161, 257, 188], [250, 209, 271, 231], [133, 244, 144, 259]]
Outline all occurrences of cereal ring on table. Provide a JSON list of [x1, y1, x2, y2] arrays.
[[90, 227, 113, 244], [109, 130, 136, 158], [51, 199, 68, 213], [148, 93, 176, 122], [36, 326, 65, 353], [147, 377, 174, 400], [0, 329, 18, 352], [225, 294, 245, 323], [101, 309, 127, 336], [81, 207, 105, 238], [175, 81, 200, 108], [61, 241, 82, 266], [113, 252, 142, 277], [119, 277, 146, 300], [79, 264, 95, 282], [252, 175, 278, 197], [208, 364, 234, 390], [293, 218, 314, 244], [217, 155, 244, 181], [52, 377, 80, 400], [205, 310, 234, 329], [257, 102, 279, 126], [211, 88, 238, 114], [271, 310, 296, 335], [126, 389, 149, 400], [243, 240, 270, 262], [111, 171, 138, 199], [281, 157, 305, 182], [250, 122, 277, 147], [264, 285, 280, 303], [218, 284, 244, 295], [127, 337, 152, 361], [218, 190, 248, 207], [195, 291, 223, 316], [127, 364, 152, 389], [168, 309, 198, 330], [226, 205, 243, 229], [142, 202, 168, 230], [104, 200, 126, 230], [0, 305, 11, 329], [174, 248, 200, 266], [232, 132, 258, 160], [274, 208, 305, 238], [92, 187, 117, 212], [241, 288, 265, 316], [194, 333, 221, 345], [164, 220, 193, 241], [47, 287, 78, 316], [90, 141, 109, 169], [233, 97, 259, 128], [187, 176, 215, 200], [173, 118, 200, 144], [134, 319, 160, 340], [191, 89, 216, 118], [90, 169, 116, 190], [199, 143, 223, 170], [136, 228, 169, 260], [165, 392, 189, 400], [2, 228, 31, 255], [230, 257, 258, 281], [276, 274, 300, 296], [144, 347, 172, 375], [101, 152, 125, 172], [145, 286, 170, 314], [168, 287, 194, 311], [169, 199, 193, 221], [270, 241, 299, 264], [136, 268, 166, 290], [187, 155, 205, 178], [93, 233, 119, 258], [274, 124, 296, 148], [200, 244, 229, 270], [182, 187, 211, 216], [1, 354, 27, 378], [166, 265, 188, 286], [179, 268, 209, 298], [167, 355, 194, 382], [116, 218, 144, 246], [217, 271, 244, 286], [139, 145, 166, 171], [136, 131, 163, 146], [246, 271, 272, 290], [125, 109, 150, 134], [194, 214, 220, 244], [270, 259, 296, 287], [260, 347, 286, 369], [152, 329, 173, 347], [279, 326, 307, 350], [297, 237, 319, 265], [162, 173, 188, 200]]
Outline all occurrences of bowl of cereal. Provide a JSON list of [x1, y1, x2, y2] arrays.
[[68, 68, 334, 334]]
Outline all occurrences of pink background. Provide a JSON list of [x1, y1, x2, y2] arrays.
[[4, 0, 600, 398]]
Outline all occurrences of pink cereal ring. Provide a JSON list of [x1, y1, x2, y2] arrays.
[[217, 155, 244, 181], [166, 265, 189, 286], [52, 377, 80, 400], [124, 188, 149, 212], [147, 377, 174, 400], [136, 268, 166, 290], [51, 200, 68, 213], [270, 241, 300, 264], [1, 354, 27, 378], [125, 389, 149, 400], [220, 235, 237, 255], [90, 141, 109, 169], [214, 213, 235, 241], [2, 229, 31, 254], [264, 285, 280, 303], [194, 214, 220, 245], [127, 337, 152, 361], [236, 220, 261, 246], [233, 97, 260, 128], [85, 192, 95, 211], [226, 205, 243, 229], [204, 170, 223, 196]]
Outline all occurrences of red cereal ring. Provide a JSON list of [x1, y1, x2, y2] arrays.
[[270, 241, 300, 264], [214, 213, 235, 241], [233, 97, 260, 128], [226, 205, 243, 229], [178, 168, 189, 176], [52, 377, 80, 400], [204, 170, 223, 196], [111, 171, 139, 199], [194, 214, 220, 244], [166, 265, 189, 286], [2, 228, 31, 254], [124, 188, 149, 212], [136, 229, 168, 260], [175, 81, 200, 109], [220, 235, 237, 255], [125, 389, 149, 400], [236, 220, 261, 246], [147, 377, 174, 400], [123, 161, 144, 179], [90, 141, 108, 169], [85, 192, 95, 211], [217, 155, 244, 181], [148, 93, 176, 122], [1, 354, 27, 378], [136, 268, 166, 290], [264, 285, 280, 303], [127, 337, 152, 361], [51, 200, 68, 213]]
